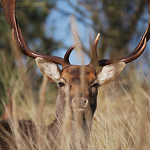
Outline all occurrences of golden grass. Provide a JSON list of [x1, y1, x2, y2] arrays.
[[91, 72, 150, 150], [1, 68, 150, 149], [1, 44, 150, 149]]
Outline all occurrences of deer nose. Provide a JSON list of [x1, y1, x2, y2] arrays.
[[71, 98, 88, 109]]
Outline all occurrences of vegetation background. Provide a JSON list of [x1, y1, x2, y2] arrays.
[[0, 0, 150, 149]]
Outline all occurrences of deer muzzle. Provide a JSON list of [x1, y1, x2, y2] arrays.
[[71, 98, 89, 109]]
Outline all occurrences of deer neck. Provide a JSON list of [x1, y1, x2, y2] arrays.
[[48, 117, 92, 148], [49, 106, 92, 144]]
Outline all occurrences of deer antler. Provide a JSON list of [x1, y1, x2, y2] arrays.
[[89, 33, 100, 67], [64, 43, 79, 65], [89, 0, 150, 67], [96, 0, 150, 66], [2, 0, 150, 68], [1, 0, 76, 67]]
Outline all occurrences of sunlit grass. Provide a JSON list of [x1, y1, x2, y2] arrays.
[[1, 46, 150, 149], [91, 71, 150, 150]]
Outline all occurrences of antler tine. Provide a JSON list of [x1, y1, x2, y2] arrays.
[[89, 33, 100, 68], [98, 0, 150, 66], [64, 43, 79, 65], [1, 0, 65, 67]]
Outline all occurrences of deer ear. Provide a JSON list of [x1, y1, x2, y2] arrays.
[[35, 57, 61, 82], [97, 62, 126, 85]]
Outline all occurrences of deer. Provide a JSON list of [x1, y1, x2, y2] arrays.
[[0, 0, 150, 149]]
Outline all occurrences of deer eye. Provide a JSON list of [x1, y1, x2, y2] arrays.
[[58, 82, 65, 87], [91, 83, 100, 89]]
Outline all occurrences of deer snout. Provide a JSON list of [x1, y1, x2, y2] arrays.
[[71, 98, 88, 109]]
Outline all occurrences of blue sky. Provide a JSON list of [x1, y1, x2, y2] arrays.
[[44, 0, 93, 65]]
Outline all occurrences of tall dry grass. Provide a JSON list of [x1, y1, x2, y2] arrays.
[[91, 69, 150, 150], [1, 40, 150, 149]]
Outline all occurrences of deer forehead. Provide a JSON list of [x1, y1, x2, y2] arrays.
[[61, 65, 96, 84]]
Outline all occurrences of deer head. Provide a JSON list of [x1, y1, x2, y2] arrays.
[[35, 40, 126, 125], [1, 0, 150, 139]]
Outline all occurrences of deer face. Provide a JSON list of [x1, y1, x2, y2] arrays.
[[61, 65, 98, 115], [36, 57, 125, 122]]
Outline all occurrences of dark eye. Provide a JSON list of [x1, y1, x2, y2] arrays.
[[58, 82, 65, 87], [92, 83, 100, 88]]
